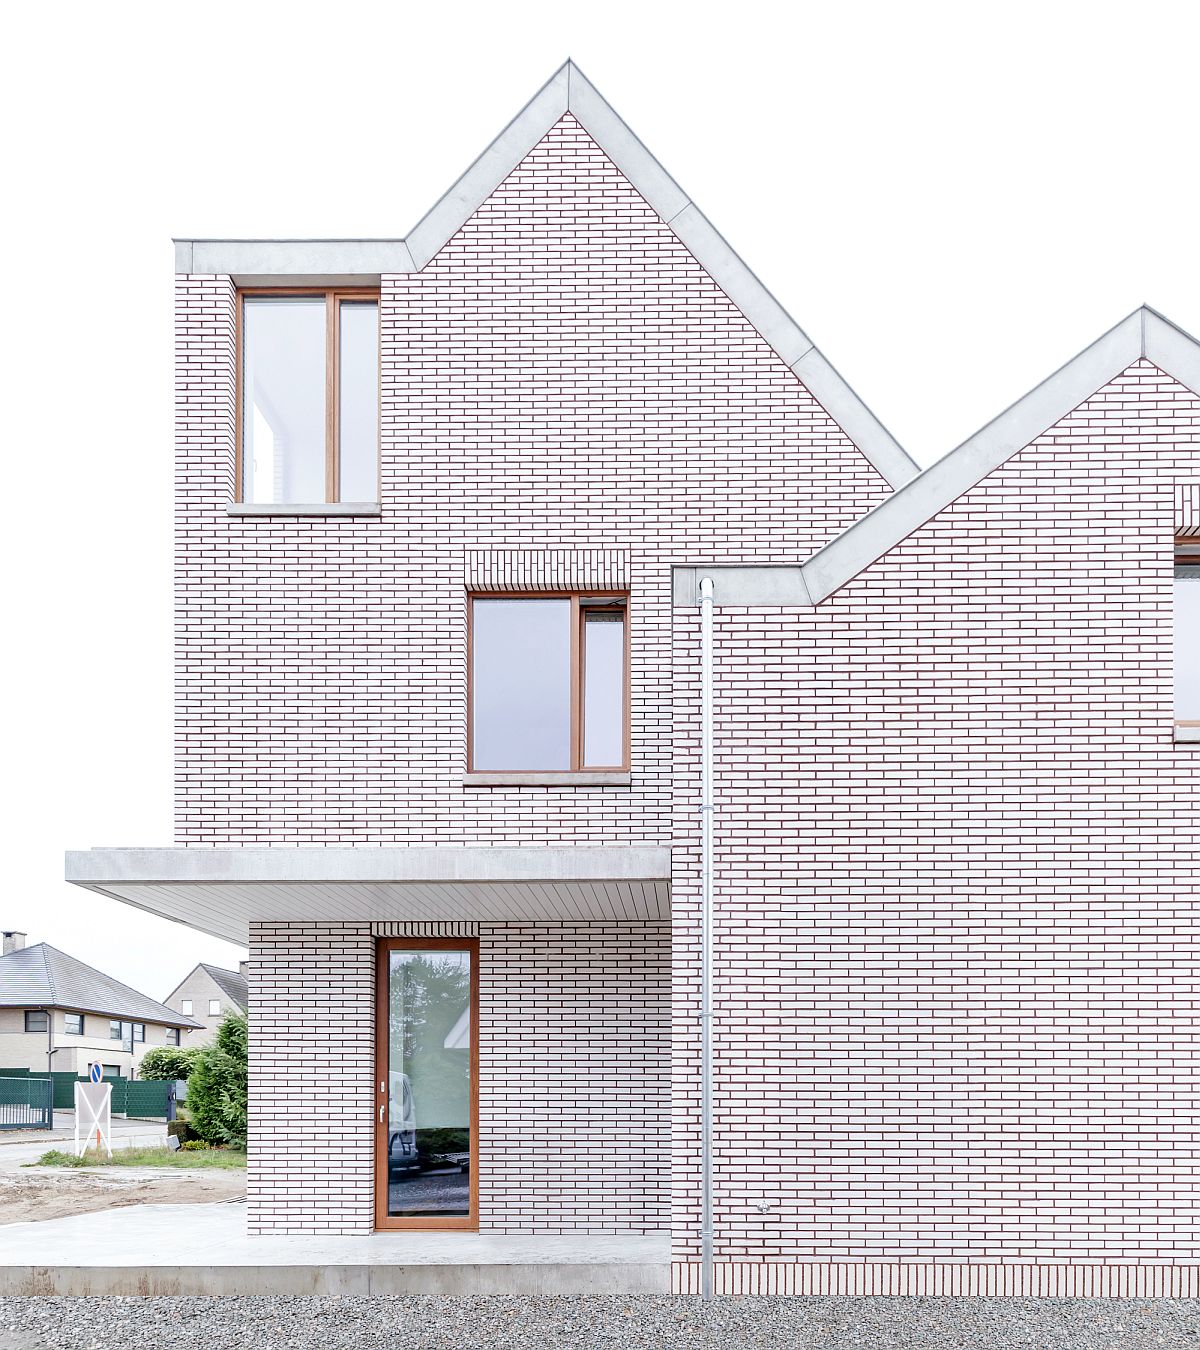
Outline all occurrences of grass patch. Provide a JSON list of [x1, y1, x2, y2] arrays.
[[29, 1146, 247, 1170]]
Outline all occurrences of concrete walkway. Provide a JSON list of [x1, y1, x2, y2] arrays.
[[0, 1201, 670, 1295]]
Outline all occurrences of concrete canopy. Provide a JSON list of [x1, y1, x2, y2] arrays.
[[64, 847, 671, 945]]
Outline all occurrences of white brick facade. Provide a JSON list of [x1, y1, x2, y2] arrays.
[[160, 91, 1200, 1295], [249, 920, 668, 1235]]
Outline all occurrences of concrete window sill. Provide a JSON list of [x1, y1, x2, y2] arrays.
[[227, 503, 381, 518], [1175, 724, 1200, 744], [462, 772, 631, 788]]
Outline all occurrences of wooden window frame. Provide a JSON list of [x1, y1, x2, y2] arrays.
[[235, 286, 381, 504], [374, 937, 480, 1232], [466, 591, 631, 775], [1175, 538, 1200, 726]]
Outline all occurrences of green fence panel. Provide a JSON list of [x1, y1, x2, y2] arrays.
[[0, 1075, 52, 1130], [124, 1080, 170, 1119], [0, 1068, 31, 1077], [108, 1077, 128, 1114]]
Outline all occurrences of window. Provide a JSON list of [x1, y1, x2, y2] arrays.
[[469, 594, 628, 772], [208, 1000, 221, 1017], [238, 289, 380, 505], [64, 1013, 83, 1036], [165, 1028, 180, 1046], [109, 1020, 122, 1041], [1176, 556, 1200, 722], [133, 1023, 145, 1042], [24, 1011, 47, 1033], [181, 1000, 192, 1016]]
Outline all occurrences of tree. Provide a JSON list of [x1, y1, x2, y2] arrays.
[[138, 1046, 199, 1081], [186, 1011, 248, 1149]]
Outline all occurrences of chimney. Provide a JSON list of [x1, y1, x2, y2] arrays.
[[2, 932, 26, 956]]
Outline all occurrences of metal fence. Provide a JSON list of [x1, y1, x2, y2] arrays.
[[0, 1070, 171, 1120], [0, 1075, 52, 1131]]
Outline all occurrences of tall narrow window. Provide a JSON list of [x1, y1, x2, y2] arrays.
[[377, 939, 477, 1229], [582, 606, 626, 768], [239, 289, 379, 504], [1176, 557, 1200, 722], [469, 594, 628, 773]]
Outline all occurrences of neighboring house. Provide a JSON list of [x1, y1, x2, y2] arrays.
[[163, 962, 248, 1046], [0, 932, 202, 1077], [63, 61, 1200, 1297]]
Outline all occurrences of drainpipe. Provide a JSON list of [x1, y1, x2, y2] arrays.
[[698, 576, 715, 1299]]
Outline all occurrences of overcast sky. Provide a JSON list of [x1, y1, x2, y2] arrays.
[[4, 1, 1198, 996]]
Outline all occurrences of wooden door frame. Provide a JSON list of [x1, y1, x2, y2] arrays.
[[374, 936, 479, 1231]]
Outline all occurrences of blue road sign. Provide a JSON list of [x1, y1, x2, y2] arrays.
[[90, 1063, 103, 1084]]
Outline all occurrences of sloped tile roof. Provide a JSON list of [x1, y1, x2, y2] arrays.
[[198, 963, 248, 1013], [0, 944, 202, 1028]]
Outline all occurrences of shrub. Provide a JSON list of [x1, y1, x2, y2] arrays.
[[187, 1012, 247, 1149], [34, 1149, 86, 1168], [138, 1046, 200, 1082], [180, 1139, 212, 1151]]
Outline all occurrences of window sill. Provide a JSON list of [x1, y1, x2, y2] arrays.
[[1175, 724, 1200, 744], [227, 502, 381, 517], [462, 772, 631, 787]]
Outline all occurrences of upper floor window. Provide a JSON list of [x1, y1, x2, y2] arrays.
[[133, 1023, 146, 1042], [64, 1013, 84, 1035], [468, 594, 628, 772], [238, 289, 379, 505], [24, 1010, 47, 1033], [181, 1000, 192, 1016], [208, 1000, 221, 1016], [165, 1028, 180, 1046], [109, 1019, 123, 1041], [1176, 552, 1200, 723]]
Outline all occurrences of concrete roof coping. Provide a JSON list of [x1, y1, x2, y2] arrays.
[[173, 60, 918, 491], [669, 307, 1200, 610], [65, 845, 670, 886]]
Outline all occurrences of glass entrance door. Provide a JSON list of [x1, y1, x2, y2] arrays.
[[375, 939, 477, 1229]]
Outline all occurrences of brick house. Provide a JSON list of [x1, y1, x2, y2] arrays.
[[163, 962, 248, 1048], [0, 932, 200, 1078], [66, 63, 1200, 1295]]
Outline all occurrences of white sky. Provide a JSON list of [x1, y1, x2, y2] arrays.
[[4, 0, 1198, 996]]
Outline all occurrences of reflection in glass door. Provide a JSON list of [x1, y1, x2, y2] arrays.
[[376, 940, 477, 1229]]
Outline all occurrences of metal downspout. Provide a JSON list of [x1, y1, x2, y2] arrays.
[[699, 576, 715, 1299]]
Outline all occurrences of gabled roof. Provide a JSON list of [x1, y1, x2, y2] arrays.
[[198, 964, 247, 1012], [173, 61, 919, 491], [673, 306, 1200, 610], [799, 306, 1200, 602], [0, 943, 202, 1028]]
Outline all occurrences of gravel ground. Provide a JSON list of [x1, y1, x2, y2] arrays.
[[0, 1295, 1197, 1349]]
